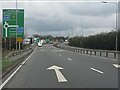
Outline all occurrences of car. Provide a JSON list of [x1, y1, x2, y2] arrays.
[[38, 42, 42, 47]]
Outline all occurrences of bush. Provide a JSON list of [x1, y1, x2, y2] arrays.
[[69, 31, 119, 51]]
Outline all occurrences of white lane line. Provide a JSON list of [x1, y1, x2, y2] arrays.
[[113, 64, 120, 68], [34, 47, 37, 51], [0, 65, 22, 89], [91, 68, 104, 74], [68, 58, 72, 61], [0, 48, 36, 89]]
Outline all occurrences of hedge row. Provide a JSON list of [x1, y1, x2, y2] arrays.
[[69, 31, 120, 51]]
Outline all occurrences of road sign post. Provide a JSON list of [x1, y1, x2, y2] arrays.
[[17, 38, 23, 50], [19, 41, 20, 50]]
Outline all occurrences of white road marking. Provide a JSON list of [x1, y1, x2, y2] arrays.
[[0, 65, 22, 90], [0, 47, 36, 89], [91, 68, 104, 74], [113, 64, 120, 68], [68, 58, 72, 61], [34, 47, 37, 51], [47, 65, 67, 82]]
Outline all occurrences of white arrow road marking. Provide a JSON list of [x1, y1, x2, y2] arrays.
[[113, 64, 120, 68], [91, 68, 104, 74], [47, 65, 67, 82], [68, 58, 72, 60]]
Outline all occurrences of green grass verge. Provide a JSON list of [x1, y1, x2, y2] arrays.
[[2, 60, 17, 72], [2, 49, 17, 58]]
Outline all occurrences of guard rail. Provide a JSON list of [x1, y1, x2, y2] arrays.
[[55, 45, 120, 59]]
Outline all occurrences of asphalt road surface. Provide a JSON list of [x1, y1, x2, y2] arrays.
[[3, 44, 118, 88]]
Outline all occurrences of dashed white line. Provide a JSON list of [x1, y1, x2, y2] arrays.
[[113, 64, 120, 68], [68, 58, 72, 61], [91, 68, 104, 74], [34, 47, 37, 51]]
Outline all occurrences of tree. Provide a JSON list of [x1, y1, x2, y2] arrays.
[[69, 31, 119, 51]]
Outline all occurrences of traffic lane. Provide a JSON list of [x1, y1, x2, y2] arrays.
[[4, 45, 118, 88], [36, 45, 118, 88], [3, 47, 55, 88], [55, 47, 118, 70], [44, 45, 118, 88], [55, 46, 118, 70], [3, 46, 101, 88], [52, 46, 118, 88], [4, 46, 72, 88]]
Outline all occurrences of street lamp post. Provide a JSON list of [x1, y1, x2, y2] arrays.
[[81, 25, 83, 48], [102, 1, 118, 51]]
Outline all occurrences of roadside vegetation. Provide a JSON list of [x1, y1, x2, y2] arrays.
[[2, 60, 16, 72], [69, 31, 120, 51]]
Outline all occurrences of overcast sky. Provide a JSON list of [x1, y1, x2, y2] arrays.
[[0, 1, 120, 37]]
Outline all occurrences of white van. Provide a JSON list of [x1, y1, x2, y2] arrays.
[[38, 42, 42, 47]]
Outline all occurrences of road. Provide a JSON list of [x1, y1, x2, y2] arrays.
[[3, 44, 118, 88]]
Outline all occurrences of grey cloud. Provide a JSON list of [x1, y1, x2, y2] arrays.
[[25, 16, 76, 32], [1, 1, 118, 36], [63, 3, 116, 17]]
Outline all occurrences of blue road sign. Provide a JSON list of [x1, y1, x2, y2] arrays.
[[3, 15, 10, 21], [17, 27, 24, 33]]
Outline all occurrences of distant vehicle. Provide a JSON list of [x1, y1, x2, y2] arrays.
[[50, 41, 53, 44], [65, 39, 68, 42], [38, 42, 42, 47], [24, 39, 31, 45], [40, 39, 44, 44]]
